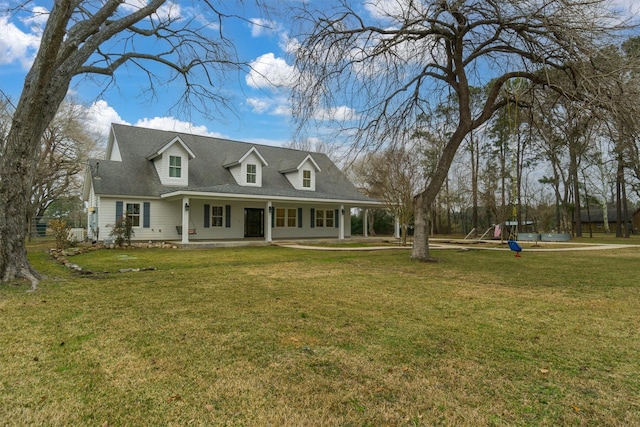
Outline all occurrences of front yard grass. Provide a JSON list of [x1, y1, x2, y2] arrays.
[[1, 243, 639, 425]]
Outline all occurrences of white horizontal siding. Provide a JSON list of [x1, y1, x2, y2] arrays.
[[93, 198, 351, 242]]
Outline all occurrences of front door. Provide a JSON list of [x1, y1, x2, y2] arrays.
[[244, 208, 264, 238]]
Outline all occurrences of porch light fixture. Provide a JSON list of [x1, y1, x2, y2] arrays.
[[184, 202, 190, 211], [268, 206, 273, 213], [341, 208, 345, 215]]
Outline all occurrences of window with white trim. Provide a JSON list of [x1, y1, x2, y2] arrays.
[[246, 163, 257, 184], [169, 155, 182, 178], [315, 209, 324, 227], [126, 203, 141, 227], [325, 210, 335, 228], [276, 208, 297, 227], [276, 208, 285, 227], [287, 208, 297, 227], [302, 170, 311, 188], [315, 209, 335, 228], [211, 206, 224, 227]]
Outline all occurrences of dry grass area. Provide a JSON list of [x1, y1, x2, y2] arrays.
[[1, 243, 639, 425]]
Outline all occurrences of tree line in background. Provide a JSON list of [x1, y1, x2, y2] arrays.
[[346, 34, 640, 244], [291, 0, 636, 259]]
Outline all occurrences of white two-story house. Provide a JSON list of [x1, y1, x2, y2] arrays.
[[82, 124, 382, 243]]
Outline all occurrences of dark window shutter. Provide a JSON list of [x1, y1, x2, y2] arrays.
[[298, 208, 303, 228], [204, 204, 210, 228], [310, 208, 315, 228], [115, 201, 123, 221], [225, 205, 231, 228], [143, 202, 151, 228], [335, 209, 339, 228], [271, 206, 275, 228]]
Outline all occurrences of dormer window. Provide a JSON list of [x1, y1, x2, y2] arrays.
[[169, 156, 182, 178], [303, 170, 311, 188], [246, 164, 257, 184], [281, 155, 321, 191], [224, 147, 267, 187], [146, 136, 194, 187]]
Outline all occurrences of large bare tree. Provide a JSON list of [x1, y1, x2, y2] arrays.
[[0, 1, 252, 286], [291, 0, 628, 261]]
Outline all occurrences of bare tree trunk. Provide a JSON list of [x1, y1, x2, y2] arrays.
[[0, 1, 74, 286], [0, 131, 48, 288], [471, 133, 479, 232], [401, 225, 408, 246], [412, 194, 433, 261], [622, 177, 630, 238], [616, 154, 624, 237], [412, 124, 470, 260], [367, 209, 376, 236], [570, 141, 583, 237]]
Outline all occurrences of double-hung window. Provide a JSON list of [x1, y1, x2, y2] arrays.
[[211, 206, 223, 227], [287, 209, 297, 227], [315, 209, 324, 227], [302, 170, 311, 188], [126, 203, 141, 227], [169, 156, 182, 178], [246, 164, 257, 184], [325, 210, 335, 228], [275, 208, 286, 227]]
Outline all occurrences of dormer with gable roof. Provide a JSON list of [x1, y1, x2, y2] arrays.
[[224, 146, 268, 187], [280, 154, 321, 191], [146, 136, 196, 187]]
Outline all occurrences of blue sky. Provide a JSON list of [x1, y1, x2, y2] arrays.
[[1, 0, 638, 149], [0, 1, 310, 146]]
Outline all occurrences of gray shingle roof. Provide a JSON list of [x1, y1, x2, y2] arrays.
[[88, 124, 379, 204]]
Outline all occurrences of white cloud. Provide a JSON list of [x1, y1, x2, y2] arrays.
[[250, 18, 279, 37], [314, 106, 357, 122], [133, 116, 225, 138], [0, 15, 41, 68], [279, 33, 301, 55], [246, 96, 292, 117], [272, 103, 292, 117], [246, 97, 271, 114], [86, 100, 130, 138], [246, 52, 297, 89], [20, 6, 49, 33], [364, 0, 406, 20], [120, 0, 182, 21]]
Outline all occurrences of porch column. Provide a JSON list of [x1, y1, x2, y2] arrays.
[[339, 204, 345, 240], [266, 201, 272, 242], [182, 197, 190, 244], [395, 216, 401, 239], [363, 209, 368, 238]]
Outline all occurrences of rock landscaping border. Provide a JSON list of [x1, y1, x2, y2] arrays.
[[49, 242, 171, 274]]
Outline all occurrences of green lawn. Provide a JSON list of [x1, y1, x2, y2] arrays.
[[1, 242, 639, 425]]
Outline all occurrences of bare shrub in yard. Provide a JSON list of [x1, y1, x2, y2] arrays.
[[110, 217, 134, 247], [48, 218, 71, 250]]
